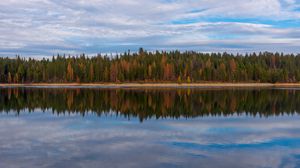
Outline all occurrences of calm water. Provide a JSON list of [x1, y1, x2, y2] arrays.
[[0, 88, 300, 168]]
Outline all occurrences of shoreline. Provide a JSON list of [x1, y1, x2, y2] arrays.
[[1, 83, 300, 88]]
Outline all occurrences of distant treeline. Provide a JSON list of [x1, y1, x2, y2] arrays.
[[1, 49, 300, 83], [0, 88, 299, 121]]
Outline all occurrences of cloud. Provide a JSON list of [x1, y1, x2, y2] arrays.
[[0, 0, 300, 57]]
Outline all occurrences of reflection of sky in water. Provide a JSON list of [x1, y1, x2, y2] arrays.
[[0, 111, 300, 168]]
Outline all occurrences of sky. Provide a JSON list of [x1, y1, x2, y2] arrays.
[[0, 0, 300, 58]]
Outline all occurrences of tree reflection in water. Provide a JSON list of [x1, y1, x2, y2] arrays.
[[0, 88, 299, 122]]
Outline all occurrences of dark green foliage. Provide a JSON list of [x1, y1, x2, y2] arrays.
[[0, 50, 300, 83]]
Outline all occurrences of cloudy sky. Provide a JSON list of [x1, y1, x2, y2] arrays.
[[1, 0, 300, 57]]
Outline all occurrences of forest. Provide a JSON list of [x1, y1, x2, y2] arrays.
[[1, 48, 300, 83]]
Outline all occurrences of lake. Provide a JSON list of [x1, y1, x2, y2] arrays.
[[0, 87, 300, 168]]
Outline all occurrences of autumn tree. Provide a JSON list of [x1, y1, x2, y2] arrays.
[[7, 72, 12, 83], [110, 63, 118, 82], [229, 59, 237, 81], [67, 62, 74, 82]]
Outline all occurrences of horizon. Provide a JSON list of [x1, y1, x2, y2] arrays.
[[2, 49, 300, 60], [1, 0, 300, 58]]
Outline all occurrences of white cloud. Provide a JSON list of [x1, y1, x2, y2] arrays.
[[0, 0, 300, 57]]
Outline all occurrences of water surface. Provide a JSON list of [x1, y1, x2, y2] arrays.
[[0, 88, 300, 168]]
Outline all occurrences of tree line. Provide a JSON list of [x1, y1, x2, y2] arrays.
[[1, 49, 300, 83]]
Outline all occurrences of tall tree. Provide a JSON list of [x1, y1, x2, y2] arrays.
[[67, 62, 74, 82]]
